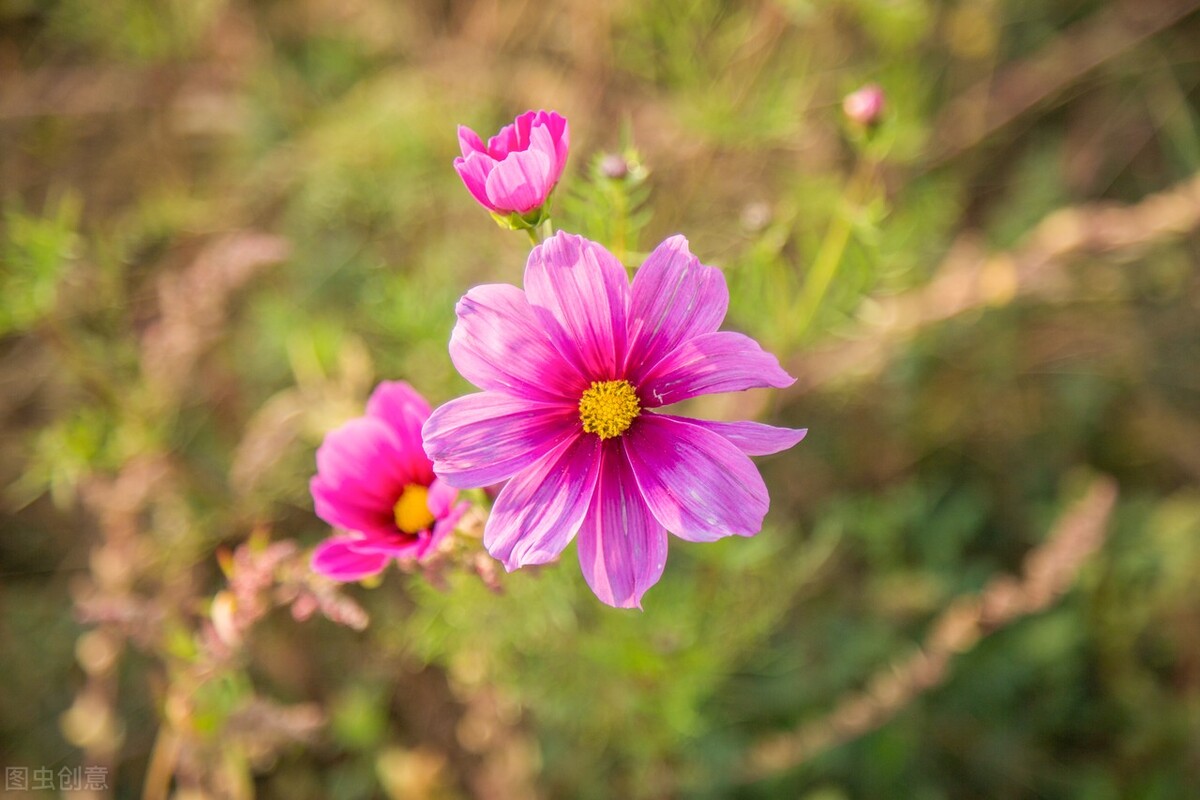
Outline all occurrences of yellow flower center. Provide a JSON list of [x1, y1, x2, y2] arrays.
[[393, 484, 435, 534], [578, 379, 641, 440]]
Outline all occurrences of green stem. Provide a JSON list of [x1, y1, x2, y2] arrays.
[[525, 218, 554, 247], [793, 159, 875, 341]]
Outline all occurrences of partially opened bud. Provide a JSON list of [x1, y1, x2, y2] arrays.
[[453, 110, 569, 223]]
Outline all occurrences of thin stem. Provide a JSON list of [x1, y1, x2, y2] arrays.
[[524, 217, 554, 247], [792, 158, 876, 341]]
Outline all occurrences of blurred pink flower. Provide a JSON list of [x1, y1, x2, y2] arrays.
[[843, 83, 886, 126], [422, 232, 806, 608], [453, 110, 569, 215], [310, 381, 467, 581]]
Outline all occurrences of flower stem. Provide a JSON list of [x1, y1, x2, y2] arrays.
[[793, 158, 876, 340], [524, 218, 554, 247]]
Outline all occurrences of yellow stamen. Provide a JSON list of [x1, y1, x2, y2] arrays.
[[579, 379, 640, 440], [393, 484, 435, 534]]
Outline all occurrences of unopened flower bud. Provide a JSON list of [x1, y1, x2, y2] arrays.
[[843, 83, 886, 127], [599, 153, 629, 180]]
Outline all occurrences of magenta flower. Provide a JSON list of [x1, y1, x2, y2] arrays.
[[310, 381, 467, 581], [453, 110, 569, 216], [422, 232, 806, 608]]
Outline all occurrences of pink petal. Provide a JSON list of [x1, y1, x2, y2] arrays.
[[626, 235, 729, 381], [534, 111, 569, 178], [625, 414, 770, 542], [422, 391, 579, 489], [577, 443, 669, 609], [454, 151, 499, 212], [485, 433, 602, 570], [487, 116, 525, 159], [457, 125, 487, 159], [342, 534, 423, 558], [662, 417, 807, 456], [311, 417, 415, 534], [310, 477, 394, 538], [311, 537, 391, 581], [424, 500, 469, 558], [525, 232, 630, 379], [450, 283, 587, 401], [638, 331, 795, 407], [365, 381, 435, 485], [484, 147, 553, 213], [425, 477, 457, 518]]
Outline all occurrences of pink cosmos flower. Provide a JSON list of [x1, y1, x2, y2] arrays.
[[310, 381, 467, 581], [422, 232, 806, 608], [453, 110, 569, 215]]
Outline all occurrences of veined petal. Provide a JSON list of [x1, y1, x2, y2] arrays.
[[485, 433, 602, 570], [454, 151, 498, 211], [484, 147, 553, 213], [450, 283, 586, 401], [534, 111, 569, 177], [457, 125, 487, 159], [660, 416, 807, 456], [422, 392, 579, 489], [487, 115, 525, 159], [365, 381, 435, 484], [638, 331, 795, 407], [525, 232, 630, 379], [626, 235, 729, 380], [577, 443, 668, 609], [625, 414, 769, 542], [311, 537, 391, 581]]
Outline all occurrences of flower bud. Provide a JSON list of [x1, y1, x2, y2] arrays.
[[843, 84, 886, 127]]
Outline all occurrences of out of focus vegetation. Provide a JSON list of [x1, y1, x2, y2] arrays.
[[2, 1, 1199, 798]]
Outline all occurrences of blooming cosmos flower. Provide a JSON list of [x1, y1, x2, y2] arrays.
[[453, 110, 569, 216], [422, 232, 806, 608], [310, 381, 467, 581]]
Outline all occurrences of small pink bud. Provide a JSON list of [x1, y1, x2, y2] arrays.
[[843, 84, 886, 127], [599, 153, 629, 180]]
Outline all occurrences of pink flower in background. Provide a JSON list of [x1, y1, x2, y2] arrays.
[[422, 232, 806, 608], [454, 110, 569, 215], [310, 381, 466, 581], [843, 83, 886, 126]]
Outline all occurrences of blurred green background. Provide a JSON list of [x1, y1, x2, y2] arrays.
[[2, 0, 1199, 797]]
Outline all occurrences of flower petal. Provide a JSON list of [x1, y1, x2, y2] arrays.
[[311, 417, 417, 535], [310, 476, 394, 538], [661, 417, 808, 456], [453, 151, 498, 212], [485, 433, 602, 570], [534, 110, 569, 178], [422, 392, 579, 489], [450, 283, 586, 401], [365, 380, 434, 484], [457, 125, 487, 159], [484, 146, 553, 213], [626, 235, 729, 380], [625, 414, 770, 542], [311, 537, 391, 582], [577, 443, 668, 609], [525, 232, 630, 379], [487, 114, 526, 159], [638, 331, 795, 407], [425, 477, 457, 518]]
